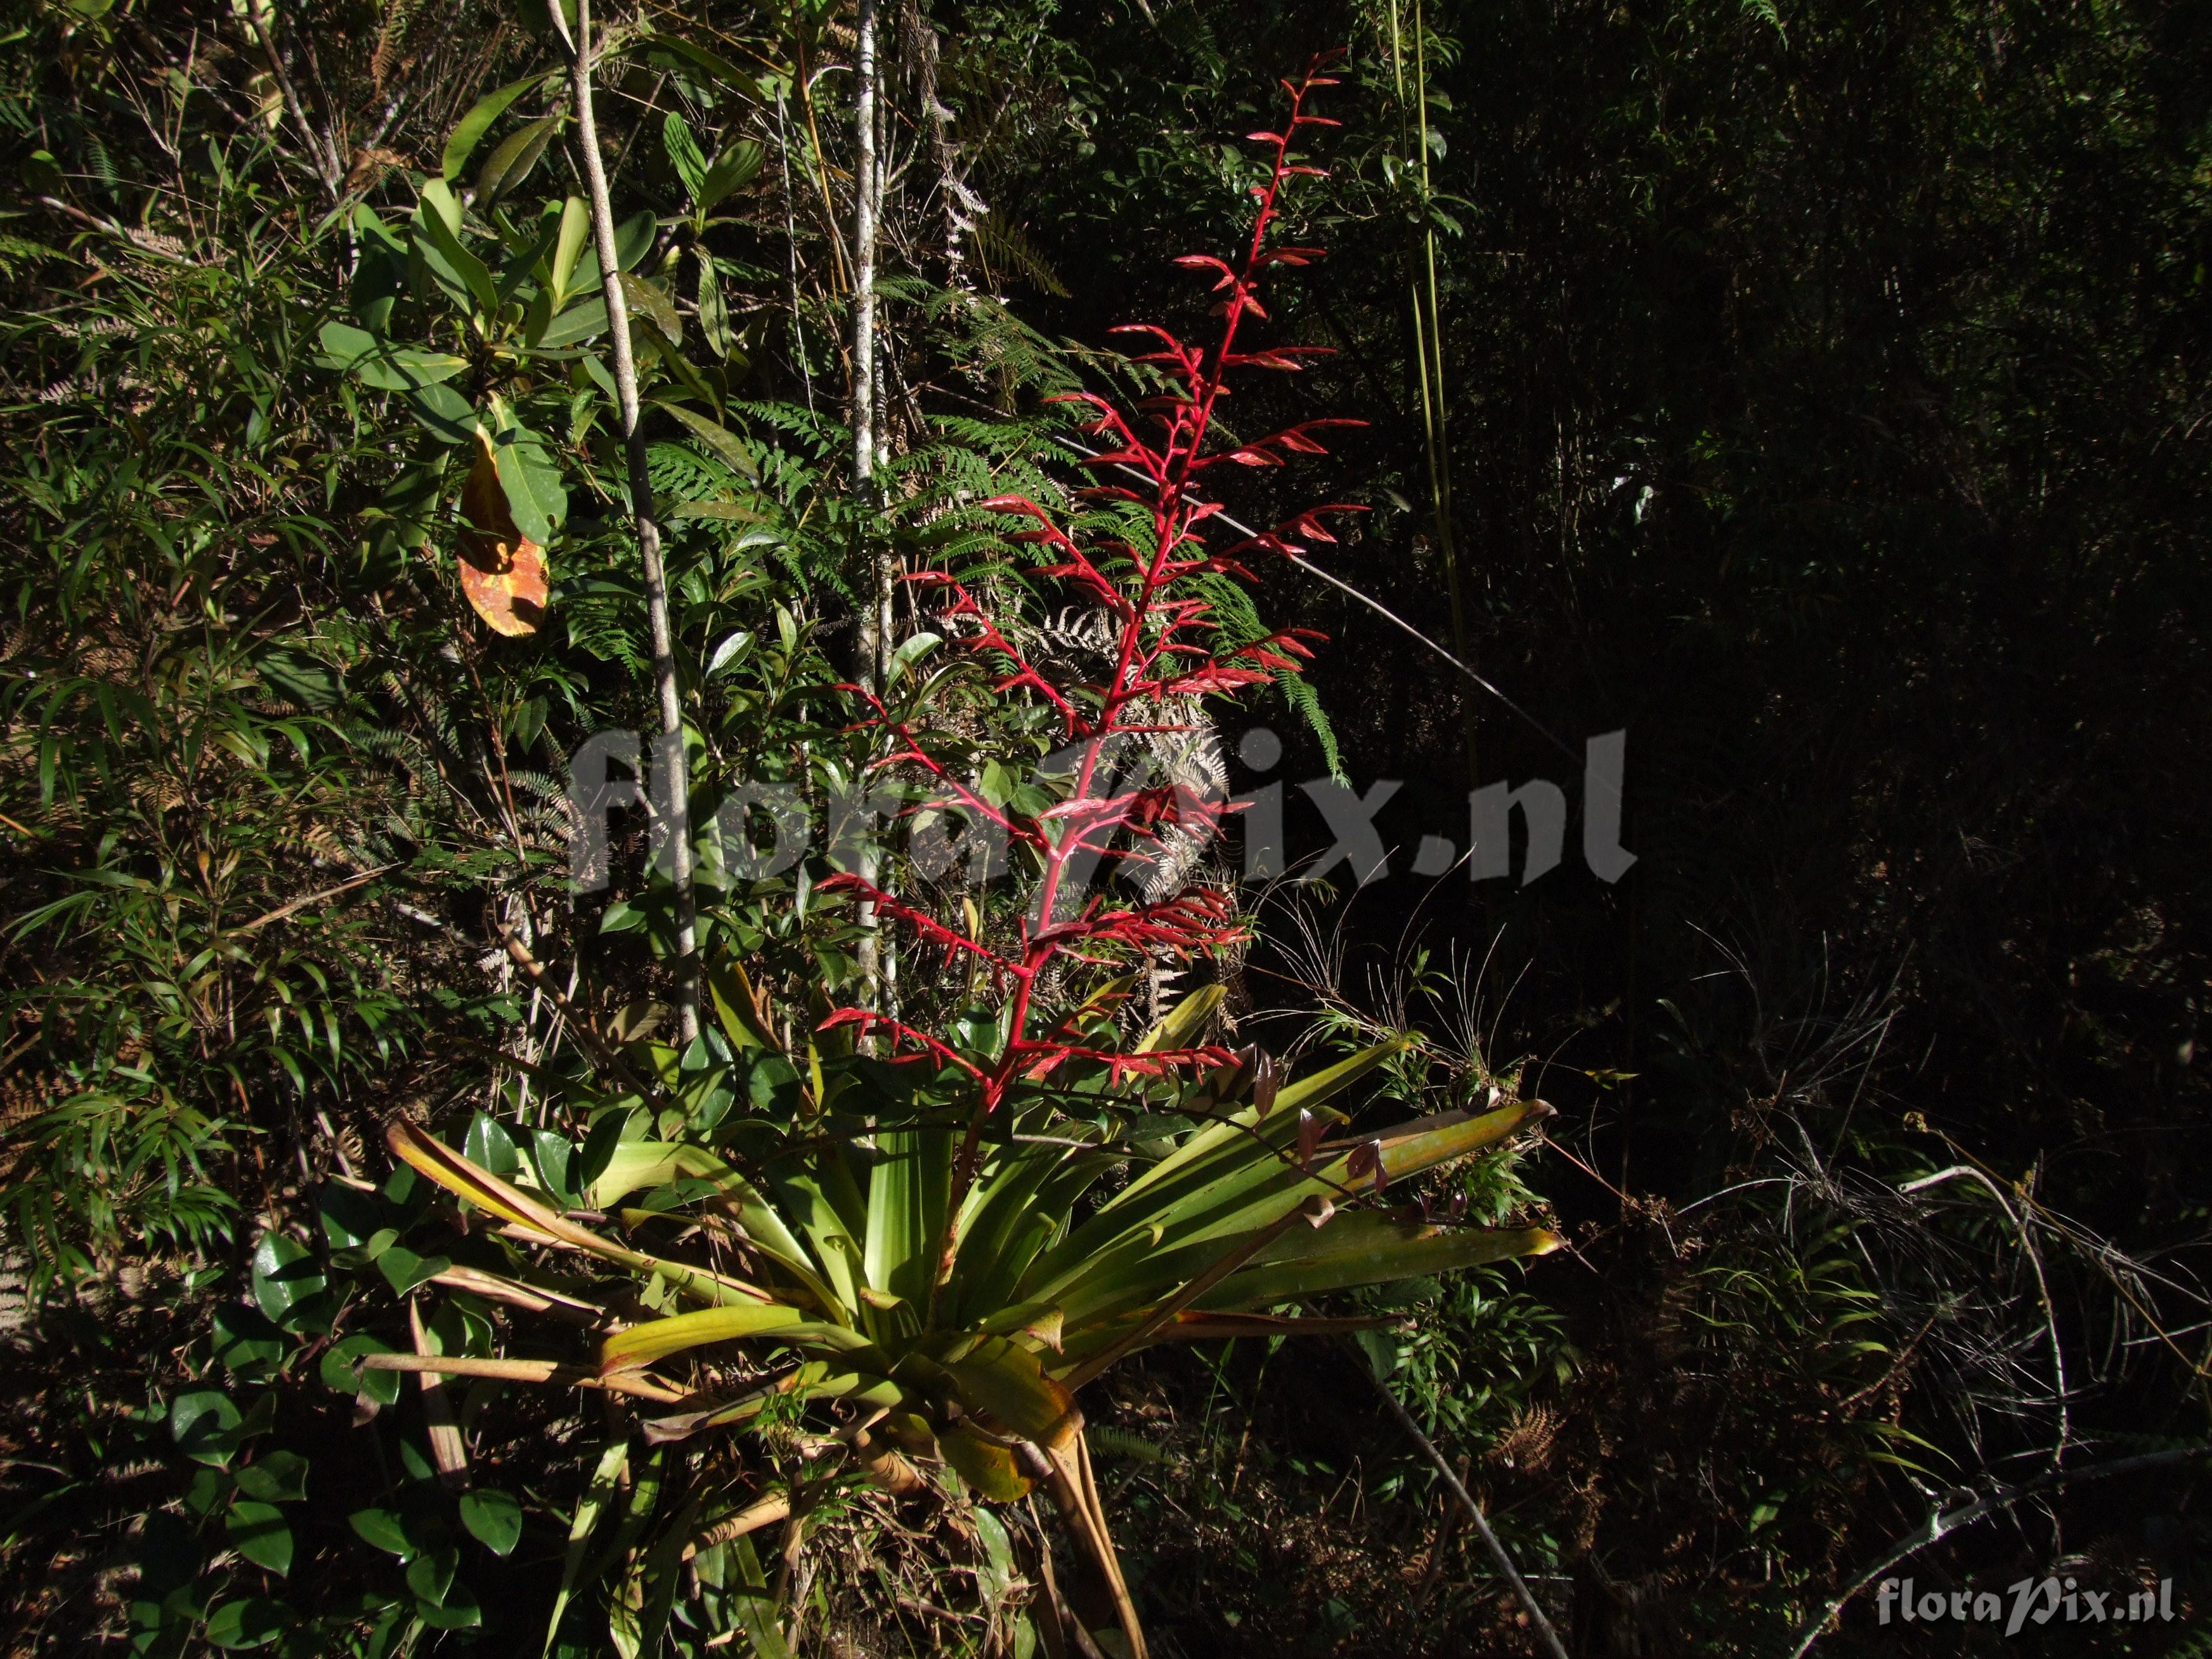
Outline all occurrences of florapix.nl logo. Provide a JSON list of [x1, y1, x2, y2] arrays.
[[562, 725, 1636, 899], [1877, 1575, 2176, 1636]]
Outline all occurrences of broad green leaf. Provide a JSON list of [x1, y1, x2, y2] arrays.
[[611, 210, 656, 273], [549, 196, 591, 308], [375, 1245, 449, 1295], [536, 296, 609, 349], [418, 1582, 484, 1629], [616, 271, 683, 345], [400, 380, 479, 446], [940, 1336, 1075, 1442], [319, 1182, 386, 1249], [464, 1114, 521, 1178], [663, 112, 708, 207], [407, 1543, 458, 1605], [545, 1443, 627, 1655], [317, 319, 378, 367], [444, 75, 543, 181], [212, 1303, 285, 1376], [415, 181, 497, 318], [350, 1506, 415, 1559], [477, 115, 560, 207], [460, 1487, 524, 1556], [490, 426, 567, 547], [321, 1334, 401, 1405], [250, 1234, 325, 1327], [225, 1500, 294, 1575], [656, 401, 757, 479], [351, 348, 471, 394], [1202, 1216, 1562, 1310], [172, 1389, 243, 1467], [939, 1423, 1031, 1500], [696, 250, 731, 360], [204, 1597, 286, 1649], [598, 1303, 866, 1373], [233, 1450, 308, 1504], [885, 632, 942, 691], [698, 141, 764, 211]]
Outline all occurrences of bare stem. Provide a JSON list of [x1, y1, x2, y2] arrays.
[[566, 0, 701, 1048]]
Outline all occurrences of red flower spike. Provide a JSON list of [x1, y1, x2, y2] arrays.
[[831, 57, 1360, 1239]]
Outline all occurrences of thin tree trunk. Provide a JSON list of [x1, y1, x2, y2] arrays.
[[852, 0, 886, 1006], [561, 0, 701, 1047]]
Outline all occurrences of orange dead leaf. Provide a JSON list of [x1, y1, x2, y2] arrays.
[[457, 429, 549, 637]]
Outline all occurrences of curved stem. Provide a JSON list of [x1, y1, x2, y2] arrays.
[[567, 0, 700, 1047]]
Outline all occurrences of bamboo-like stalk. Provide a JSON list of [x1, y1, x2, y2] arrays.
[[1393, 0, 1478, 786], [851, 0, 888, 1008], [559, 0, 701, 1047]]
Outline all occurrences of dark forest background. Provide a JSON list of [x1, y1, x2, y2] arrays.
[[2, 0, 2208, 1653]]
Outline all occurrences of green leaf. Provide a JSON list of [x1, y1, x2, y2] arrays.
[[400, 379, 479, 446], [415, 181, 497, 318], [655, 401, 757, 479], [204, 1597, 286, 1649], [528, 1129, 581, 1209], [939, 1423, 1031, 1500], [317, 319, 379, 367], [375, 1246, 450, 1296], [172, 1389, 243, 1467], [477, 116, 561, 207], [598, 1303, 860, 1372], [698, 141, 765, 212], [616, 271, 682, 346], [696, 252, 731, 360], [444, 75, 545, 181], [349, 1507, 415, 1559], [212, 1304, 286, 1377], [225, 1500, 294, 1576], [250, 1234, 326, 1327], [1204, 1216, 1563, 1310], [418, 1580, 484, 1629], [611, 210, 656, 273], [464, 1114, 521, 1177], [233, 1450, 309, 1504], [545, 1443, 627, 1655], [942, 1336, 1074, 1441], [490, 426, 568, 546], [885, 632, 942, 691], [536, 295, 609, 349], [630, 34, 765, 104], [460, 1488, 524, 1557], [549, 195, 591, 308], [407, 1543, 459, 1606], [663, 112, 708, 207], [322, 1334, 401, 1405]]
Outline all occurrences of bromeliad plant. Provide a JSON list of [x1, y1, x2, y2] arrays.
[[358, 55, 1561, 1656]]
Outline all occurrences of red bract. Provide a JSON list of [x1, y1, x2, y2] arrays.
[[822, 53, 1356, 1276]]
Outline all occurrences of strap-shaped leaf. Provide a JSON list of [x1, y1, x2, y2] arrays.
[[584, 1142, 848, 1322], [1100, 1038, 1404, 1221], [443, 74, 546, 181], [384, 1119, 769, 1308], [939, 1423, 1032, 1500], [1199, 1216, 1562, 1310], [940, 1336, 1077, 1445], [1133, 983, 1224, 1053], [599, 1304, 876, 1374], [864, 1126, 949, 1311]]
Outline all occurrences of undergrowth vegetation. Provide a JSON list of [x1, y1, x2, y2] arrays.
[[3, 1, 2209, 1656]]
